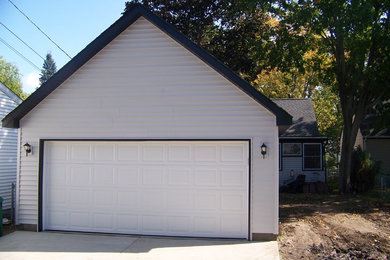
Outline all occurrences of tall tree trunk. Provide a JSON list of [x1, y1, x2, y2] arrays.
[[338, 105, 365, 193], [339, 126, 353, 193]]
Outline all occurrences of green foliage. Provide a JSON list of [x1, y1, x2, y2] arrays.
[[125, 0, 274, 81], [351, 146, 381, 193], [39, 53, 57, 85], [250, 0, 390, 192], [0, 56, 26, 99]]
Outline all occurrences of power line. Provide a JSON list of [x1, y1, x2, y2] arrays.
[[0, 36, 40, 71], [0, 21, 45, 61], [7, 0, 72, 59]]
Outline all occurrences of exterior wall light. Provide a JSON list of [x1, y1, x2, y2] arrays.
[[261, 143, 267, 159], [24, 142, 32, 156], [290, 169, 295, 177]]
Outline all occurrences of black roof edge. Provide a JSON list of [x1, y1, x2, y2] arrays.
[[2, 4, 292, 128], [279, 137, 328, 140]]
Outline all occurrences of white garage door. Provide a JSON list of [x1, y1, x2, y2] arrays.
[[43, 141, 249, 238]]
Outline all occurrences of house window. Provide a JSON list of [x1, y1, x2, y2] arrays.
[[303, 143, 322, 170], [282, 143, 301, 156]]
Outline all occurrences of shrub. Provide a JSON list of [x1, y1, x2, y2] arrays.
[[351, 146, 381, 193]]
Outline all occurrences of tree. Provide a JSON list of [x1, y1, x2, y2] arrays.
[[0, 56, 26, 99], [251, 0, 390, 192], [124, 1, 274, 81], [39, 53, 57, 85]]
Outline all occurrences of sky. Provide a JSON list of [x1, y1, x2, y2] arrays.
[[0, 0, 127, 94]]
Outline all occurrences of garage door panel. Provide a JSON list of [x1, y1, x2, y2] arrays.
[[194, 145, 217, 162], [142, 167, 165, 185], [118, 191, 138, 207], [44, 141, 249, 238], [167, 168, 191, 185], [70, 212, 90, 228], [167, 216, 191, 233], [117, 214, 139, 232], [117, 167, 139, 185], [194, 168, 217, 186], [70, 166, 91, 185], [93, 167, 114, 186], [142, 215, 165, 232], [168, 144, 192, 161], [117, 144, 139, 161], [142, 144, 165, 161], [94, 213, 114, 230], [70, 189, 90, 205], [94, 144, 115, 161], [71, 144, 91, 161]]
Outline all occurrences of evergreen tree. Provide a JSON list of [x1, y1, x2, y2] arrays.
[[39, 53, 57, 85]]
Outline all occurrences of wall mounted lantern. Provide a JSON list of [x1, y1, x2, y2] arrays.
[[290, 169, 295, 177], [24, 142, 32, 156], [261, 143, 267, 159]]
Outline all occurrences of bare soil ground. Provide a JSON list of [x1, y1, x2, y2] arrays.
[[278, 193, 390, 259]]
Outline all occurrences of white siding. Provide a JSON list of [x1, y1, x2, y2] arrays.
[[18, 17, 279, 235], [0, 89, 19, 210], [280, 157, 325, 186]]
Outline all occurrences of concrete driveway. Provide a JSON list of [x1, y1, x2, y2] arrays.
[[0, 231, 279, 260]]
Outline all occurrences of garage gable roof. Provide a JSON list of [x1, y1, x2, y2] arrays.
[[2, 4, 292, 128]]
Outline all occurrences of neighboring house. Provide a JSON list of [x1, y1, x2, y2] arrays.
[[365, 129, 390, 177], [355, 111, 390, 177], [2, 4, 292, 240], [0, 82, 22, 213], [273, 98, 327, 186]]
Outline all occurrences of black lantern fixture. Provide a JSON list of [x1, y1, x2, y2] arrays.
[[261, 143, 267, 159], [24, 142, 31, 156]]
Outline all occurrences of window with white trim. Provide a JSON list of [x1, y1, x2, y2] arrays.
[[303, 143, 322, 170]]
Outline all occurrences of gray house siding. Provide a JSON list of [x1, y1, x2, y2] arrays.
[[0, 83, 21, 210]]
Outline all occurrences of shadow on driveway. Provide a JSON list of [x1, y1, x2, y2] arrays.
[[0, 231, 279, 260]]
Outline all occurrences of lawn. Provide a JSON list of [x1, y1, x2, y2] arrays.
[[278, 192, 390, 259]]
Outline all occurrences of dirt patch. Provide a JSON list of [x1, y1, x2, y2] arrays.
[[278, 193, 390, 259]]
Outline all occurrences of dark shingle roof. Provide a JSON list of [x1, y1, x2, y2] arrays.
[[273, 98, 320, 137]]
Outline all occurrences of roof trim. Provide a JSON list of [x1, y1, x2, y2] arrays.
[[2, 4, 291, 128], [0, 82, 22, 105], [279, 136, 328, 140]]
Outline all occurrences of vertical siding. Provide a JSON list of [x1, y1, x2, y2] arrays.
[[18, 17, 278, 235], [0, 89, 19, 210]]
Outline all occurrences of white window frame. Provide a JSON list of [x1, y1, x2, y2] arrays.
[[303, 143, 322, 170]]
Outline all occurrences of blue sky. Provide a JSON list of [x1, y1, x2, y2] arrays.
[[0, 0, 127, 93]]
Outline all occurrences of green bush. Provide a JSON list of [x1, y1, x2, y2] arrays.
[[351, 147, 381, 193]]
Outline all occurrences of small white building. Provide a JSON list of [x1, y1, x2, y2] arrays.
[[3, 4, 291, 240], [0, 82, 22, 213]]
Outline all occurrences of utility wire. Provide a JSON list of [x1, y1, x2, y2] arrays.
[[7, 0, 72, 59], [0, 21, 45, 61], [0, 36, 40, 71]]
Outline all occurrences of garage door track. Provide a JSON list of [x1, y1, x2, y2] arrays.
[[0, 231, 279, 259]]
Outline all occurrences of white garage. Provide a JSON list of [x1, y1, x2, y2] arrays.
[[43, 141, 249, 238], [3, 4, 291, 240]]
